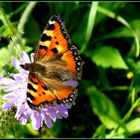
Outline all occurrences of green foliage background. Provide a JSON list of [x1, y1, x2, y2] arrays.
[[1, 1, 140, 138]]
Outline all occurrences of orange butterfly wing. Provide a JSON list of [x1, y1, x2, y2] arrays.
[[34, 16, 69, 59], [25, 15, 83, 109]]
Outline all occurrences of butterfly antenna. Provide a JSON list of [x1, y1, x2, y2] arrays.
[[9, 36, 21, 54]]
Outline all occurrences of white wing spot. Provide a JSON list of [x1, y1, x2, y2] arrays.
[[27, 97, 32, 103], [49, 20, 55, 25]]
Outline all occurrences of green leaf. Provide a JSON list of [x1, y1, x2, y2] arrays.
[[91, 46, 128, 69], [126, 118, 140, 136], [88, 86, 121, 129], [106, 129, 125, 138], [0, 47, 9, 65], [100, 19, 140, 40], [92, 125, 106, 138], [0, 47, 14, 75], [116, 118, 140, 137], [26, 123, 39, 136], [81, 2, 99, 52]]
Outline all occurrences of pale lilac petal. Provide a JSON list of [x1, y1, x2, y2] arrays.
[[21, 69, 29, 75], [47, 107, 57, 122], [2, 100, 15, 111], [30, 111, 42, 130], [10, 73, 24, 82], [59, 111, 68, 118], [42, 107, 57, 122], [19, 112, 30, 125], [3, 84, 20, 92], [15, 105, 27, 120], [12, 58, 21, 70], [19, 115, 28, 125], [57, 105, 69, 118], [0, 76, 16, 85], [60, 111, 68, 118], [56, 113, 62, 119], [20, 51, 30, 63], [2, 91, 16, 99], [64, 80, 78, 88], [42, 111, 53, 128]]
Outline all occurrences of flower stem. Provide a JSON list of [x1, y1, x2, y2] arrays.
[[17, 2, 37, 34], [97, 6, 140, 57]]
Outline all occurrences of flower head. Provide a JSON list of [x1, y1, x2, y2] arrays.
[[0, 51, 72, 130]]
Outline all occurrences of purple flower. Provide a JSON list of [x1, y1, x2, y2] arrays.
[[0, 51, 72, 130]]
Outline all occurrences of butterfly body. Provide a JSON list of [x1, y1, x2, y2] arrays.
[[21, 15, 84, 110]]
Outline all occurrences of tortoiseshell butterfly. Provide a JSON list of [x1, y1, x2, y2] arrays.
[[20, 15, 84, 110]]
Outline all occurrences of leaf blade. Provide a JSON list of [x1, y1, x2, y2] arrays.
[[91, 46, 128, 69]]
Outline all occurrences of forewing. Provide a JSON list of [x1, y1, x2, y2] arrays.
[[34, 15, 71, 60]]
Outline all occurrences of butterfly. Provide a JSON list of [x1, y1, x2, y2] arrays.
[[20, 15, 84, 110]]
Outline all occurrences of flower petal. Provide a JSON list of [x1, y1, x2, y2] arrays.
[[30, 111, 42, 130], [3, 84, 20, 92], [47, 106, 57, 122], [2, 100, 15, 111], [19, 112, 30, 125], [2, 91, 16, 99], [57, 105, 69, 118], [12, 58, 22, 71], [42, 111, 53, 128], [0, 76, 16, 85], [15, 105, 27, 120], [20, 51, 30, 63], [56, 113, 62, 119], [10, 73, 24, 82]]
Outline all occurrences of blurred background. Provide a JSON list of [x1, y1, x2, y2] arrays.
[[1, 1, 140, 138]]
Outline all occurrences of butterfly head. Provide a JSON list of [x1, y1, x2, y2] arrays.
[[20, 63, 31, 71]]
